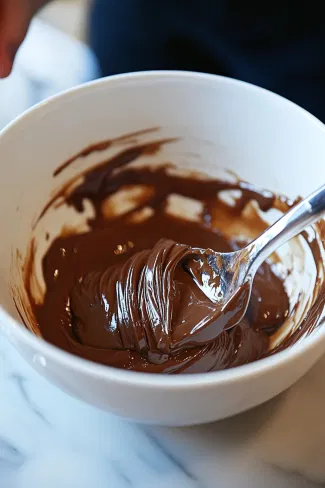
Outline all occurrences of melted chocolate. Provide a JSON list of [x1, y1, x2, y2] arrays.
[[19, 131, 325, 374]]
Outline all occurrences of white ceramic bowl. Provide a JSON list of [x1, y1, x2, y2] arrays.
[[1, 71, 325, 426]]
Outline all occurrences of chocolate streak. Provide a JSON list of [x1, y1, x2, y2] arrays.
[[22, 132, 325, 374]]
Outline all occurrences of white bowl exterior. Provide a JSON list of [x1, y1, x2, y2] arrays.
[[6, 317, 325, 426], [1, 71, 325, 425]]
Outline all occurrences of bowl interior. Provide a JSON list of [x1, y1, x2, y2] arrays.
[[1, 71, 325, 359]]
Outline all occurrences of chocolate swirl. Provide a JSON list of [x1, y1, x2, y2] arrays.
[[70, 237, 253, 365], [70, 239, 196, 359]]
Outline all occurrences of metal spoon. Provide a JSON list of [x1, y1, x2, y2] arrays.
[[186, 183, 325, 335]]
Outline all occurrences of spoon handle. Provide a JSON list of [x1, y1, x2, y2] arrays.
[[248, 183, 325, 274]]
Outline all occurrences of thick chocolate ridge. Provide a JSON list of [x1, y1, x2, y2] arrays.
[[20, 131, 325, 374]]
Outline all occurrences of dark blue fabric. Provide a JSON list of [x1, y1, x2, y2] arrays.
[[89, 0, 325, 121]]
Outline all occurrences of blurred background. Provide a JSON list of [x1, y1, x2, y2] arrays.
[[39, 0, 88, 41], [1, 1, 324, 129], [0, 0, 98, 130]]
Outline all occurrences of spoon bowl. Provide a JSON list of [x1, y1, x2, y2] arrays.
[[187, 182, 325, 337]]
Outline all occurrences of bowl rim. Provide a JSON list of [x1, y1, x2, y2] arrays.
[[1, 69, 325, 389]]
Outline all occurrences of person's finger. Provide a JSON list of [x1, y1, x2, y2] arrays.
[[0, 0, 47, 77]]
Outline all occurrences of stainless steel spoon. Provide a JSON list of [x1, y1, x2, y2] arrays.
[[187, 183, 325, 333]]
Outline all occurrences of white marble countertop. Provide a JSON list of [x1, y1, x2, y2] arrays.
[[1, 333, 323, 488], [1, 18, 325, 488]]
